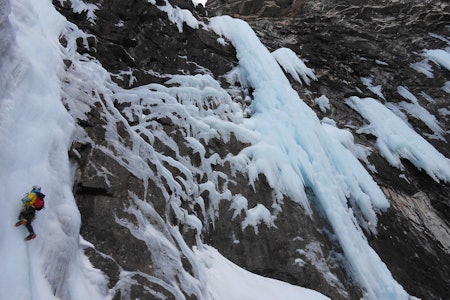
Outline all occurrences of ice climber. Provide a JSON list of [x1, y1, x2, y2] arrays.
[[15, 185, 45, 241]]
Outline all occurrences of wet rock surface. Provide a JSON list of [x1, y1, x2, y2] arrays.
[[55, 0, 449, 299]]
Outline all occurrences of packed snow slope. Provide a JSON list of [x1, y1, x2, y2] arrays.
[[1, 0, 449, 299]]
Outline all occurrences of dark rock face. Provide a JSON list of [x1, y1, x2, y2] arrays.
[[57, 0, 235, 87], [206, 0, 306, 17], [55, 0, 449, 299]]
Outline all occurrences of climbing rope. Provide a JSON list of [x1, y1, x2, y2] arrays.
[[25, 240, 33, 300]]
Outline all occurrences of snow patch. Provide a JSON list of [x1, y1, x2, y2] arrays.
[[154, 0, 201, 32], [192, 0, 207, 6], [241, 204, 276, 234], [315, 95, 330, 112], [361, 76, 385, 100], [193, 245, 330, 300]]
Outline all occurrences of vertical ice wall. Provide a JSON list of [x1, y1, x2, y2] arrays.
[[0, 0, 107, 299]]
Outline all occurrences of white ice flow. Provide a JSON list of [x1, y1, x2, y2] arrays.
[[209, 15, 411, 300], [0, 0, 108, 299]]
